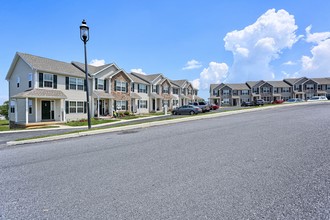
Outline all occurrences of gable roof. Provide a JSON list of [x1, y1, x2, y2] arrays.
[[267, 81, 291, 87], [71, 61, 117, 75], [128, 73, 149, 84], [225, 83, 250, 90], [311, 77, 330, 84], [171, 80, 187, 87], [6, 52, 86, 80], [284, 77, 308, 85]]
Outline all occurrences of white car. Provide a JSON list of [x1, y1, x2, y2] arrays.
[[307, 96, 328, 102]]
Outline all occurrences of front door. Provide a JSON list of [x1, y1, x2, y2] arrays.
[[152, 99, 155, 111], [42, 101, 51, 120]]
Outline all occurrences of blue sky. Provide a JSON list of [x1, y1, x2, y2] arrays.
[[1, 0, 330, 104]]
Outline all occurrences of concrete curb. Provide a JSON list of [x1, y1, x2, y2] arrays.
[[6, 102, 324, 146]]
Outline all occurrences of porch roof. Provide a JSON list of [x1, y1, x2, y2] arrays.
[[150, 93, 163, 99], [93, 91, 115, 99], [179, 94, 189, 99], [293, 91, 305, 94], [11, 89, 67, 99], [194, 95, 204, 100], [130, 92, 142, 99]]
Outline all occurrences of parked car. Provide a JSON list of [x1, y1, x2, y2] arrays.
[[172, 105, 202, 115], [190, 102, 210, 113], [241, 101, 254, 107], [272, 99, 284, 104], [307, 96, 328, 102], [209, 104, 220, 110], [254, 99, 264, 106], [284, 98, 305, 103]]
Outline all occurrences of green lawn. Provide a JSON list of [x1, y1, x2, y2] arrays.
[[0, 120, 9, 131], [66, 118, 118, 126]]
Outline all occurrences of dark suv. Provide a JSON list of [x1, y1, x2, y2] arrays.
[[254, 99, 264, 106]]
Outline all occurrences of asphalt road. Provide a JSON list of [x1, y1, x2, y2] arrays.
[[1, 103, 329, 219]]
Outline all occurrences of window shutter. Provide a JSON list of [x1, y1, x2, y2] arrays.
[[84, 79, 87, 91], [53, 75, 57, 89], [114, 80, 117, 91], [66, 77, 69, 90], [126, 101, 128, 110], [138, 84, 140, 92], [114, 100, 117, 110], [65, 101, 69, 114], [138, 100, 140, 109], [104, 80, 107, 91], [39, 73, 43, 88], [146, 100, 148, 109], [84, 101, 87, 113], [95, 78, 98, 90], [126, 82, 128, 93]]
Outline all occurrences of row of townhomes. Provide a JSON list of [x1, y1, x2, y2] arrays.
[[209, 77, 330, 106], [6, 52, 202, 127]]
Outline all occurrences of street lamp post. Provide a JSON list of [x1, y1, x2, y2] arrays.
[[80, 19, 91, 129]]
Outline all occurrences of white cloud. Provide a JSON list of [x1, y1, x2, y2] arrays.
[[131, 68, 146, 75], [192, 61, 229, 90], [282, 61, 296, 66], [224, 9, 299, 82], [281, 71, 300, 79], [182, 59, 202, 70], [300, 26, 330, 76], [305, 25, 330, 44], [90, 59, 106, 66]]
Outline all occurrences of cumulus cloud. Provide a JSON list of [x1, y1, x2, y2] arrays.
[[305, 25, 330, 44], [192, 62, 229, 90], [282, 61, 296, 66], [131, 68, 147, 75], [224, 9, 299, 82], [90, 59, 106, 66], [182, 59, 202, 70], [300, 26, 330, 76]]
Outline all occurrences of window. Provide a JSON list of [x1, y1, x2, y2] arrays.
[[17, 77, 20, 88], [97, 79, 104, 90], [10, 101, 15, 113], [116, 100, 127, 110], [115, 80, 127, 92], [222, 98, 229, 104], [173, 88, 179, 95], [241, 90, 249, 95], [273, 88, 278, 93], [173, 99, 179, 106], [262, 87, 270, 93], [162, 86, 169, 94], [28, 73, 32, 88], [181, 88, 185, 94], [77, 102, 84, 113], [138, 84, 147, 93], [327, 85, 330, 90], [152, 85, 157, 93], [69, 77, 77, 90], [28, 100, 32, 114], [306, 84, 314, 90], [187, 89, 192, 95], [44, 73, 53, 88], [69, 101, 76, 113], [223, 89, 230, 95], [282, 87, 290, 93], [139, 100, 147, 108], [241, 98, 250, 103]]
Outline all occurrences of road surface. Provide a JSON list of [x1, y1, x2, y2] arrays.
[[1, 103, 329, 219]]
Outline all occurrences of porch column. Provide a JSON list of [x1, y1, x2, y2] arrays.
[[25, 98, 29, 125], [14, 99, 18, 123], [62, 99, 66, 122], [35, 98, 38, 122]]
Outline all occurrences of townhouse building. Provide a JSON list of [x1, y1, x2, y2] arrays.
[[6, 52, 200, 127], [210, 77, 330, 106]]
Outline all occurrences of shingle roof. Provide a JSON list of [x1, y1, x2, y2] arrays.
[[171, 80, 187, 87], [267, 81, 291, 87], [210, 84, 219, 92], [225, 83, 250, 90], [311, 78, 330, 84], [11, 89, 67, 99], [17, 52, 85, 78], [128, 73, 149, 84], [93, 91, 115, 99], [71, 61, 112, 74]]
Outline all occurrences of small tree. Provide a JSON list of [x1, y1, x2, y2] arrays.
[[0, 101, 9, 120]]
